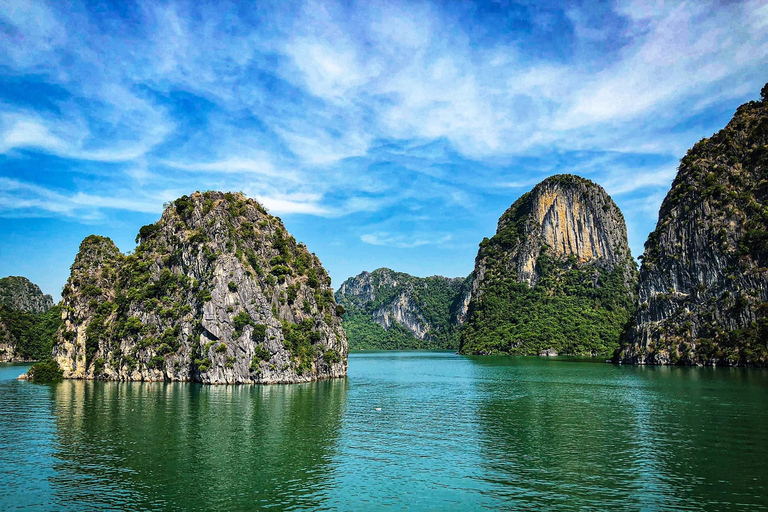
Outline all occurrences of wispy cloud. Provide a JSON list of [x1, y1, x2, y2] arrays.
[[162, 158, 288, 178], [0, 177, 169, 218], [361, 232, 452, 249], [601, 167, 677, 196], [0, 113, 67, 154]]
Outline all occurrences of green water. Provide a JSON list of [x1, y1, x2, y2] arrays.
[[1, 352, 767, 511]]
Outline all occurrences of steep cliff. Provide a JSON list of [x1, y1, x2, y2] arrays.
[[335, 268, 470, 349], [0, 276, 54, 314], [460, 174, 637, 356], [0, 276, 61, 362], [617, 87, 768, 366], [51, 191, 347, 383]]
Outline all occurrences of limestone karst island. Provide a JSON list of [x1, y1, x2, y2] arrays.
[[1, 1, 767, 510]]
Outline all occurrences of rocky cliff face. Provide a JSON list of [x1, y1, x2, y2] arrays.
[[52, 191, 347, 383], [460, 174, 637, 356], [617, 89, 768, 366], [0, 276, 53, 314], [0, 319, 15, 361], [335, 268, 470, 350]]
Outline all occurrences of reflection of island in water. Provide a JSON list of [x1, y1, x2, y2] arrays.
[[50, 379, 348, 511], [469, 357, 768, 511]]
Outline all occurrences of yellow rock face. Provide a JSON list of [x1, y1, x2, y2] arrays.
[[513, 181, 619, 285], [533, 185, 605, 262]]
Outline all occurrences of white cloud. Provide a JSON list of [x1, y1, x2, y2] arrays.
[[163, 158, 289, 178], [0, 177, 166, 217], [0, 114, 67, 153], [269, 0, 768, 161], [558, 1, 768, 129], [0, 92, 172, 163], [601, 167, 677, 196], [361, 232, 452, 249], [284, 38, 375, 100], [256, 196, 331, 216], [276, 124, 371, 166], [0, 0, 67, 67], [0, 0, 766, 227]]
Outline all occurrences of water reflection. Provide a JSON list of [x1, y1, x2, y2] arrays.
[[623, 365, 768, 511], [0, 364, 58, 510], [49, 379, 348, 511], [468, 357, 768, 511], [3, 356, 768, 511]]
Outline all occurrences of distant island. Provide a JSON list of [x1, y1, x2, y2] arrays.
[[335, 268, 470, 350], [0, 276, 60, 363]]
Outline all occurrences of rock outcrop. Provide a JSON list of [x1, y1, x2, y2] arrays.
[[335, 268, 470, 349], [0, 276, 53, 314], [0, 319, 15, 361], [617, 87, 768, 366], [51, 191, 347, 383], [460, 174, 637, 356]]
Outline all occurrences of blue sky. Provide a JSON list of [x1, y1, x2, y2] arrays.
[[1, 0, 767, 300]]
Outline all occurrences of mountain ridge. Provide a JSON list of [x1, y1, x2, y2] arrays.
[[335, 267, 470, 350]]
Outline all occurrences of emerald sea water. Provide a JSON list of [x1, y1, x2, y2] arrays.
[[1, 352, 767, 511]]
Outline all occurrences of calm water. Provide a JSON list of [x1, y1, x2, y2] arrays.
[[1, 352, 767, 511]]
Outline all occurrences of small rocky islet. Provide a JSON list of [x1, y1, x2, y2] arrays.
[[8, 85, 768, 379], [50, 191, 348, 383]]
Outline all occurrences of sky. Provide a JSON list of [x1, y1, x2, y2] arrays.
[[1, 0, 767, 300]]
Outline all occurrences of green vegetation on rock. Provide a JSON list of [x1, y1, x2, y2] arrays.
[[27, 359, 64, 382], [460, 253, 635, 356], [460, 174, 637, 357], [0, 305, 62, 361], [618, 84, 768, 366], [335, 269, 469, 350]]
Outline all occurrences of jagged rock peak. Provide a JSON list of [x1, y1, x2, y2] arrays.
[[617, 87, 768, 366], [0, 276, 54, 314], [335, 268, 470, 350], [52, 191, 348, 383], [460, 174, 637, 356]]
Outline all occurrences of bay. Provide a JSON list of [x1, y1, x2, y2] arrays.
[[1, 352, 767, 511]]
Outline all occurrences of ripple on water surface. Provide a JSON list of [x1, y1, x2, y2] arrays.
[[1, 354, 767, 511]]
